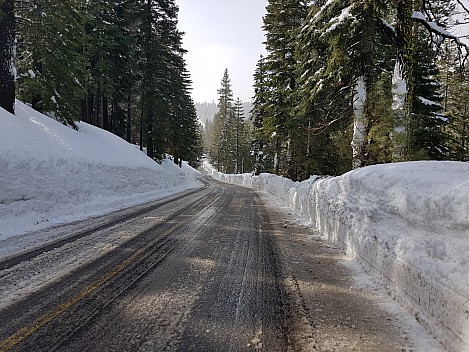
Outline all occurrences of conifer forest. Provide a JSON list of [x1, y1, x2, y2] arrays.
[[207, 0, 469, 180], [1, 0, 468, 180], [0, 0, 203, 167]]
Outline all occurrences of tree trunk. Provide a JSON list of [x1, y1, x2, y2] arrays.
[[395, 0, 414, 160], [391, 61, 408, 160], [0, 0, 16, 114], [80, 99, 87, 122], [350, 0, 375, 169], [96, 87, 102, 128], [126, 95, 132, 143], [146, 111, 154, 159], [139, 108, 144, 151], [274, 137, 281, 175], [351, 76, 367, 169], [87, 94, 94, 124], [103, 96, 109, 131]]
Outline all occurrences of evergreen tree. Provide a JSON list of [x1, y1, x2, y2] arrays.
[[167, 64, 203, 166], [440, 43, 469, 161], [254, 0, 468, 178], [136, 0, 190, 160], [408, 27, 448, 159], [233, 97, 243, 173], [259, 0, 308, 177], [294, 1, 353, 176], [232, 97, 254, 173], [85, 0, 140, 141], [251, 55, 272, 175], [296, 0, 394, 172], [16, 0, 87, 127], [83, 0, 120, 130], [209, 69, 236, 172], [392, 0, 466, 159], [0, 0, 15, 114], [205, 72, 253, 173]]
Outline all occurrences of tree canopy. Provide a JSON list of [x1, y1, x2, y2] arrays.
[[1, 0, 202, 167]]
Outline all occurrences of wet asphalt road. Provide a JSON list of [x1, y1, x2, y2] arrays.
[[0, 179, 290, 352], [0, 177, 437, 352]]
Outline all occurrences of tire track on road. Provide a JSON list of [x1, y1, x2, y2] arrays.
[[0, 185, 222, 352]]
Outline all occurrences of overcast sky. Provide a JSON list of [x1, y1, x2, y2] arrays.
[[175, 1, 468, 103], [175, 0, 268, 103]]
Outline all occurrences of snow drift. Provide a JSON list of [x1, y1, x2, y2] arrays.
[[204, 161, 469, 352], [0, 101, 202, 240]]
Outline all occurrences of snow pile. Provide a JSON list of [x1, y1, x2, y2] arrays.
[[204, 161, 469, 352], [0, 101, 202, 240]]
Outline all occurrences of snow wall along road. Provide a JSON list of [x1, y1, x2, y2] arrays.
[[203, 161, 469, 352]]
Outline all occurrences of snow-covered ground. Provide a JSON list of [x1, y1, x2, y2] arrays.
[[0, 101, 203, 242], [203, 161, 469, 352], [2, 100, 468, 351]]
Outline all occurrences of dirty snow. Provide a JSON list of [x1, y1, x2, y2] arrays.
[[203, 161, 469, 352]]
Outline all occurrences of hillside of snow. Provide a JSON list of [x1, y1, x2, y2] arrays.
[[204, 161, 469, 352], [0, 101, 203, 240]]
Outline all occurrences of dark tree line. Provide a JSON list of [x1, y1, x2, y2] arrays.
[[0, 0, 202, 167], [0, 0, 15, 114]]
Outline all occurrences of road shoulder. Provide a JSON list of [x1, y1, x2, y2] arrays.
[[259, 193, 444, 352]]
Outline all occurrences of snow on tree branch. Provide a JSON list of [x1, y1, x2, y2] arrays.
[[455, 0, 469, 15], [412, 10, 469, 63], [412, 11, 467, 45]]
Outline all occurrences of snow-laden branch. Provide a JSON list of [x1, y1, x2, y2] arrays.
[[412, 10, 469, 64], [455, 0, 469, 15], [323, 5, 353, 36], [381, 18, 396, 35], [412, 11, 468, 47], [311, 0, 337, 23]]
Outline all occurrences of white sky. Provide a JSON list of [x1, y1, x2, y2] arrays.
[[175, 0, 268, 103], [175, 1, 468, 103]]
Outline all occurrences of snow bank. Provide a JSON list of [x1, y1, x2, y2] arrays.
[[0, 101, 202, 240], [204, 161, 469, 352]]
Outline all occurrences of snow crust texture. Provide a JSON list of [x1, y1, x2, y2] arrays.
[[204, 161, 469, 352], [0, 102, 202, 240]]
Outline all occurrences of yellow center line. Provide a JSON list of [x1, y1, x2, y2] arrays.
[[0, 222, 182, 352]]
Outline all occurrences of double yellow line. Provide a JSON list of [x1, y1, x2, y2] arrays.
[[0, 224, 180, 352]]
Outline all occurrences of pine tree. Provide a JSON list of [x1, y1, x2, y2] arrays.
[[80, 0, 140, 141], [167, 63, 203, 167], [440, 43, 469, 161], [408, 27, 448, 159], [16, 0, 87, 127], [135, 0, 188, 160], [392, 0, 466, 160], [83, 0, 120, 130], [253, 0, 467, 177], [0, 0, 15, 114], [259, 0, 309, 177], [251, 55, 272, 175], [232, 97, 254, 173], [296, 0, 394, 172], [208, 69, 236, 172]]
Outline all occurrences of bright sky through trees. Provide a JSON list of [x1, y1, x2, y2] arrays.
[[175, 0, 268, 103]]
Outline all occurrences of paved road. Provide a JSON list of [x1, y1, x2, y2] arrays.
[[0, 179, 289, 352], [0, 178, 440, 352]]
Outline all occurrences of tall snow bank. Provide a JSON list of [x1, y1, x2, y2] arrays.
[[0, 101, 202, 239], [204, 161, 469, 352]]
